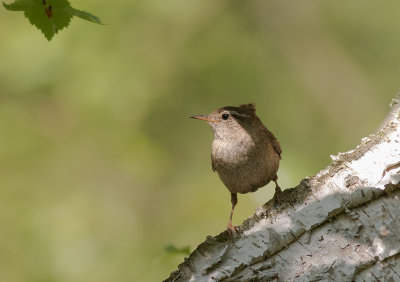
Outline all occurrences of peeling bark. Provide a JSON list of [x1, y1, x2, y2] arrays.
[[166, 95, 400, 282]]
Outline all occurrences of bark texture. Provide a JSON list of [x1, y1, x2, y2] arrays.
[[166, 95, 400, 282]]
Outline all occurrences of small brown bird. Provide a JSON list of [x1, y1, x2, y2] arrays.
[[191, 103, 282, 231]]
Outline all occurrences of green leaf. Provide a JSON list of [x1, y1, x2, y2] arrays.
[[4, 0, 71, 40], [3, 0, 103, 41], [65, 7, 103, 25], [164, 244, 190, 256], [3, 0, 37, 10]]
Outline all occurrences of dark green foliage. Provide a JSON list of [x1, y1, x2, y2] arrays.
[[3, 0, 103, 40], [164, 244, 191, 256]]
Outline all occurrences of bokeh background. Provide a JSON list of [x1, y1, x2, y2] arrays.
[[0, 0, 399, 281]]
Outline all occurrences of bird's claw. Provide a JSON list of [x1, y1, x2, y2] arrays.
[[226, 224, 239, 248], [227, 223, 238, 232]]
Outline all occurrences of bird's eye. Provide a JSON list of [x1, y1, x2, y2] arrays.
[[222, 113, 229, 120]]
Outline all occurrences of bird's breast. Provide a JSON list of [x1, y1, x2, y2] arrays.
[[212, 136, 254, 164]]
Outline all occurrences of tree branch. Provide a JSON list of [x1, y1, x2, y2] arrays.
[[166, 94, 400, 282]]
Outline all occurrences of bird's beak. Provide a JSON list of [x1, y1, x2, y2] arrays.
[[190, 115, 217, 123]]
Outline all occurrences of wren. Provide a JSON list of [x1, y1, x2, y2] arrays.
[[191, 103, 282, 231]]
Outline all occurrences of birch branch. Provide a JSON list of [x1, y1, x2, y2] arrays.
[[166, 94, 400, 282]]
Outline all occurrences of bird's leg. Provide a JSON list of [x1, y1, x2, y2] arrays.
[[273, 176, 282, 205], [227, 192, 238, 231]]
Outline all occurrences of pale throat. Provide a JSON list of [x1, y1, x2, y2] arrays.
[[211, 130, 255, 164]]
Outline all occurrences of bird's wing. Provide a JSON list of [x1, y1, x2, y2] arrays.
[[211, 156, 217, 172], [272, 136, 282, 159]]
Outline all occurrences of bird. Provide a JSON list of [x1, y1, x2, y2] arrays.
[[191, 103, 282, 231]]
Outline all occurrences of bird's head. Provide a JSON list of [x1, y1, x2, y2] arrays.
[[191, 104, 258, 139]]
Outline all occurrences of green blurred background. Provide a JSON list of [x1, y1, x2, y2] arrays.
[[0, 0, 399, 281]]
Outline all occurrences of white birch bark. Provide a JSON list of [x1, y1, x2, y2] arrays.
[[166, 95, 400, 282]]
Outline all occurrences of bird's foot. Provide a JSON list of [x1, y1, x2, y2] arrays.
[[226, 223, 239, 248], [273, 185, 283, 206], [227, 223, 238, 232]]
